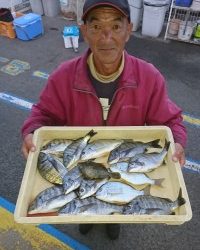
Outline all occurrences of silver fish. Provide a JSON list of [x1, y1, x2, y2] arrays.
[[78, 178, 108, 199], [109, 162, 164, 187], [58, 197, 124, 215], [50, 156, 68, 178], [128, 141, 170, 173], [63, 130, 97, 169], [28, 189, 77, 214], [95, 181, 150, 204], [62, 165, 83, 194], [108, 139, 161, 164], [37, 152, 63, 185], [80, 139, 123, 161], [41, 139, 72, 157], [123, 189, 185, 215], [78, 161, 121, 180], [29, 186, 64, 207]]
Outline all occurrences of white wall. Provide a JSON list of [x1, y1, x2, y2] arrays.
[[0, 0, 30, 11]]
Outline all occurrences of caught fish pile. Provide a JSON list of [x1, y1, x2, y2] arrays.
[[27, 130, 185, 216]]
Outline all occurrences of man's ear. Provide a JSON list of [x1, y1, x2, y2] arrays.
[[125, 22, 133, 42], [80, 24, 89, 43]]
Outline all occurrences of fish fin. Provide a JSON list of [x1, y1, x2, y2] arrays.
[[119, 157, 130, 162], [154, 178, 165, 187], [110, 172, 121, 179], [87, 129, 98, 138], [86, 159, 96, 163], [124, 139, 134, 143], [143, 185, 151, 195], [150, 139, 162, 148], [177, 188, 186, 207], [146, 208, 163, 215], [79, 203, 95, 213]]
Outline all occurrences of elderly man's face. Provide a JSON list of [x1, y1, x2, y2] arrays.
[[81, 7, 132, 74]]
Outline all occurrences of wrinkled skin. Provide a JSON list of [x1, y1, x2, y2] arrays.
[[80, 7, 133, 75]]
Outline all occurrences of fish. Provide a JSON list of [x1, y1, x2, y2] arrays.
[[78, 178, 108, 199], [63, 130, 97, 169], [78, 161, 121, 180], [37, 152, 63, 185], [123, 189, 185, 215], [108, 139, 162, 164], [109, 162, 164, 187], [128, 140, 171, 173], [50, 156, 68, 178], [62, 165, 83, 194], [28, 187, 77, 214], [95, 181, 150, 204], [58, 197, 124, 215], [41, 139, 72, 157], [80, 139, 123, 161]]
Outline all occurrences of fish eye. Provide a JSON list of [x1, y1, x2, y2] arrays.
[[79, 188, 85, 193]]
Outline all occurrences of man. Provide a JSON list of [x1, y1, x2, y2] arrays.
[[21, 0, 186, 240]]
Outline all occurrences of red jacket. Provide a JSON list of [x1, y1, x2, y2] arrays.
[[21, 50, 187, 147]]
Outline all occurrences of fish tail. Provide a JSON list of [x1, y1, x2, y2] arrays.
[[164, 139, 171, 151], [87, 129, 98, 138], [154, 178, 165, 187], [143, 185, 151, 195], [150, 139, 162, 148], [177, 188, 186, 207], [110, 172, 121, 179]]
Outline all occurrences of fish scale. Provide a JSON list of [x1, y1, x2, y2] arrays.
[[63, 129, 97, 169], [59, 197, 124, 215], [81, 139, 123, 161], [38, 152, 63, 184], [128, 141, 170, 173], [123, 190, 185, 215], [108, 139, 161, 164], [95, 181, 149, 204]]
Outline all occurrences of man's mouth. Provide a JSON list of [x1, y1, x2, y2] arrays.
[[99, 48, 115, 51]]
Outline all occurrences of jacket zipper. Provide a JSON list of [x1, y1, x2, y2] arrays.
[[75, 84, 137, 126], [75, 88, 105, 124], [105, 85, 137, 125]]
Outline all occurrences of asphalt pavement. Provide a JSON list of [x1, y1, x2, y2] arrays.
[[0, 15, 200, 250]]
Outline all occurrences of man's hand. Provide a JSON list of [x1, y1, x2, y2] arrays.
[[172, 143, 185, 167], [21, 133, 36, 159]]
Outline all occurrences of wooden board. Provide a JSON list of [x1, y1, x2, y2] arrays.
[[14, 126, 192, 225]]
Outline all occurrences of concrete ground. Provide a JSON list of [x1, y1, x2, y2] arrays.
[[0, 15, 200, 250]]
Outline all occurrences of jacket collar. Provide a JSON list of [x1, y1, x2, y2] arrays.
[[73, 48, 138, 92]]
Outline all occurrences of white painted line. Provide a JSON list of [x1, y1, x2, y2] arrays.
[[0, 92, 33, 110], [0, 57, 9, 63], [184, 159, 200, 174]]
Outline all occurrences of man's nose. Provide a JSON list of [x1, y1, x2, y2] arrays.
[[101, 27, 113, 40]]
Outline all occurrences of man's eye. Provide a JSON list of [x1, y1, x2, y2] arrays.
[[93, 24, 100, 30], [113, 25, 120, 30]]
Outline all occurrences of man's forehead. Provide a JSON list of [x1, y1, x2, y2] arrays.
[[86, 7, 125, 22]]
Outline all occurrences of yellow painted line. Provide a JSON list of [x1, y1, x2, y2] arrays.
[[0, 197, 90, 250], [183, 114, 200, 126], [0, 207, 72, 250]]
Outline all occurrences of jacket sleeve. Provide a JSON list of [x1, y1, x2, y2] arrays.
[[21, 75, 66, 139], [146, 72, 187, 148]]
